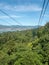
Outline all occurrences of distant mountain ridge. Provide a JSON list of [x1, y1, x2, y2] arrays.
[[0, 25, 39, 32]]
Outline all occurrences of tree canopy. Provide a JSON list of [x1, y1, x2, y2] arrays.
[[0, 22, 49, 65]]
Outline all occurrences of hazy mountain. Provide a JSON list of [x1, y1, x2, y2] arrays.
[[0, 25, 39, 32]]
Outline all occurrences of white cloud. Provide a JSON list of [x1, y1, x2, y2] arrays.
[[0, 15, 22, 19], [44, 15, 49, 17], [0, 3, 42, 12], [14, 5, 41, 11]]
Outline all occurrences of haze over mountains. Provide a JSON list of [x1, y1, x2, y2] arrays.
[[0, 25, 39, 32]]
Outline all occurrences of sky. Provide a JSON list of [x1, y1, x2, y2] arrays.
[[0, 0, 49, 26]]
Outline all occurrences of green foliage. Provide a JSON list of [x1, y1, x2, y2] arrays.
[[0, 22, 49, 65]]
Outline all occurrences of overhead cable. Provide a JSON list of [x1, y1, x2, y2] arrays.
[[38, 0, 46, 26], [0, 9, 22, 25]]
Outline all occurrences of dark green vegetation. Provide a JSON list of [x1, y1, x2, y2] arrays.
[[0, 23, 49, 65]]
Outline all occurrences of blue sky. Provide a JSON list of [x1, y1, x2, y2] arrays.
[[0, 0, 49, 26]]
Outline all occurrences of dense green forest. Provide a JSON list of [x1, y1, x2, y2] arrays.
[[0, 22, 49, 65]]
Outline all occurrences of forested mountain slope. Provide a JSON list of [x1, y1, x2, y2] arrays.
[[0, 22, 49, 65]]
